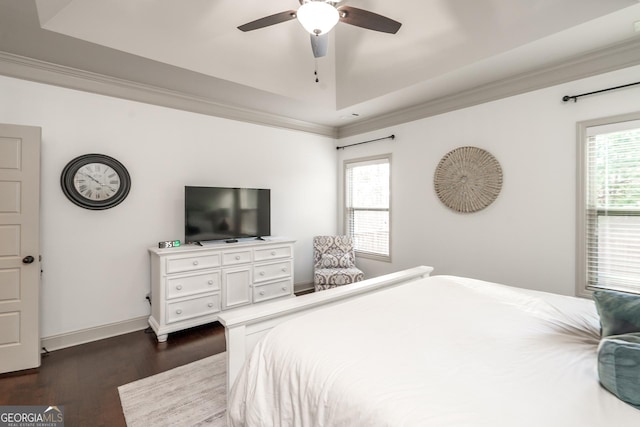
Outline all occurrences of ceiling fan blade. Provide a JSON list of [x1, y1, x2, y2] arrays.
[[338, 6, 401, 34], [310, 33, 329, 58], [238, 10, 297, 32]]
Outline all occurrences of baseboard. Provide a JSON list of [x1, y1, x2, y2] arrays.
[[294, 282, 314, 295], [41, 316, 149, 352], [41, 285, 313, 352]]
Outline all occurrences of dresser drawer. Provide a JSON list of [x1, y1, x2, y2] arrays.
[[253, 279, 292, 303], [166, 294, 220, 324], [253, 260, 292, 283], [254, 245, 292, 262], [222, 250, 252, 266], [166, 253, 221, 274], [166, 271, 220, 299]]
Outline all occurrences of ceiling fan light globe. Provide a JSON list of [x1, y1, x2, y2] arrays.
[[297, 1, 339, 35]]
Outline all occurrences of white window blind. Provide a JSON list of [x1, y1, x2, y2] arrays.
[[345, 156, 390, 258], [583, 119, 640, 293]]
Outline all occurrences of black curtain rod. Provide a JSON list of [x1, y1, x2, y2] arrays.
[[336, 134, 395, 150], [562, 81, 640, 103]]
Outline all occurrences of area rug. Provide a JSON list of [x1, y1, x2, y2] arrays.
[[118, 352, 227, 426]]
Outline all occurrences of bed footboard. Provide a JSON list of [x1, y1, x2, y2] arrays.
[[217, 265, 434, 394]]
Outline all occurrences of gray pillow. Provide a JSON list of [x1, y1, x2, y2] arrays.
[[592, 290, 640, 337], [597, 333, 640, 409]]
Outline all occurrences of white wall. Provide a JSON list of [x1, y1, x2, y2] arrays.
[[0, 75, 337, 338], [3, 62, 639, 340], [337, 65, 640, 296]]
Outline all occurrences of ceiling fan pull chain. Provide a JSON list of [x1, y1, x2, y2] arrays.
[[314, 59, 319, 83]]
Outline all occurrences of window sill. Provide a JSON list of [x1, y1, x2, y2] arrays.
[[355, 251, 391, 263]]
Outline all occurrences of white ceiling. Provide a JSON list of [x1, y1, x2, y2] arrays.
[[4, 0, 640, 133]]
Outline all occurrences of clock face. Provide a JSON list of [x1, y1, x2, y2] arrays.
[[73, 163, 122, 201], [61, 154, 131, 210]]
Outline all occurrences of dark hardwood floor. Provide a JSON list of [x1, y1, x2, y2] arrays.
[[0, 322, 226, 426]]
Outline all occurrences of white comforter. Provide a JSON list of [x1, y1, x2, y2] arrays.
[[228, 275, 640, 426]]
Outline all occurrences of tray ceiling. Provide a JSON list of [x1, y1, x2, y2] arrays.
[[1, 0, 639, 134]]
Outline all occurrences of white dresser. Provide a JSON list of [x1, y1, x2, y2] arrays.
[[148, 238, 295, 342]]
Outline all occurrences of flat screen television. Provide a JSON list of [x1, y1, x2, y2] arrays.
[[185, 186, 271, 243]]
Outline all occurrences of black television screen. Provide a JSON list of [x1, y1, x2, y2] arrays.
[[185, 186, 270, 243]]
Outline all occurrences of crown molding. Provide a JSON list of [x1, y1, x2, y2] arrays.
[[2, 36, 639, 141], [0, 51, 338, 138], [336, 37, 640, 138]]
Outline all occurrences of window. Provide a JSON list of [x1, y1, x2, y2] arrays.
[[344, 155, 391, 260], [577, 113, 640, 296]]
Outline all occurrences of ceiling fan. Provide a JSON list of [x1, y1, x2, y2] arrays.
[[237, 0, 402, 58]]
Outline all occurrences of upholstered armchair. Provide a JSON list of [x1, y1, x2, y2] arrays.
[[313, 235, 364, 291]]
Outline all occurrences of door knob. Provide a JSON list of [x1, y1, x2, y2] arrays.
[[22, 255, 35, 264]]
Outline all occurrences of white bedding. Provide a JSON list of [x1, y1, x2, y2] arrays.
[[228, 275, 640, 426]]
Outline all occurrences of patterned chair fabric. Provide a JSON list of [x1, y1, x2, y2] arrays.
[[313, 235, 364, 291]]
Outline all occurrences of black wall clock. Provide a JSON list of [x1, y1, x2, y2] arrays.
[[60, 154, 131, 210]]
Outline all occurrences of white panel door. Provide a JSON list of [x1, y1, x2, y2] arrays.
[[0, 123, 41, 374]]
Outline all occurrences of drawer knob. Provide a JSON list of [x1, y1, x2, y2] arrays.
[[259, 291, 265, 296], [235, 255, 241, 260], [259, 271, 265, 276], [208, 280, 214, 285], [282, 286, 287, 291], [208, 303, 214, 308], [271, 251, 276, 256], [176, 285, 182, 290], [176, 309, 182, 315], [193, 260, 199, 266], [281, 267, 287, 272]]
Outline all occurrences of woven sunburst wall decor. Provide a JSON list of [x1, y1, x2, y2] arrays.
[[434, 146, 503, 213]]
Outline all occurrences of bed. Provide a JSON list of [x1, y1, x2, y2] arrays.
[[218, 266, 640, 426]]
